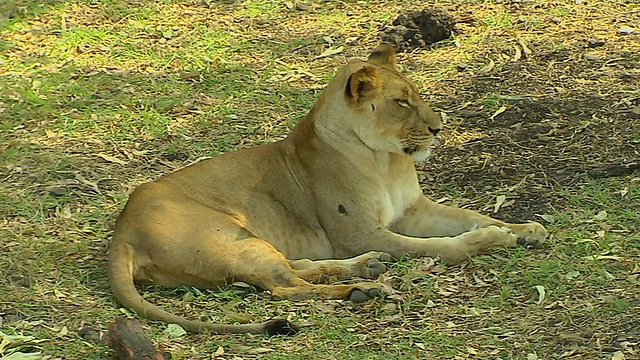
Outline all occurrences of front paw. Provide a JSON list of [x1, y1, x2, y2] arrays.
[[510, 222, 547, 247]]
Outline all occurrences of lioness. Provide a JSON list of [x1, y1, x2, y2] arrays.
[[108, 44, 547, 335]]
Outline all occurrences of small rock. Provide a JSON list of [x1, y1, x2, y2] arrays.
[[76, 44, 90, 53], [458, 109, 484, 118], [78, 327, 107, 344], [586, 38, 605, 47], [345, 36, 358, 46], [16, 275, 33, 287], [295, 3, 311, 11], [456, 62, 469, 70], [256, 18, 269, 25], [1, 314, 24, 324], [628, 106, 640, 119], [46, 185, 71, 196], [584, 52, 601, 61]]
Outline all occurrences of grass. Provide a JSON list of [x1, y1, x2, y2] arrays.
[[1, 0, 639, 359]]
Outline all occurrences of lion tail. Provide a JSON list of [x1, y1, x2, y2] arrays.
[[107, 239, 298, 335]]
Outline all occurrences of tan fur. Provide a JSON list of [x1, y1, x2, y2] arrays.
[[108, 45, 547, 334]]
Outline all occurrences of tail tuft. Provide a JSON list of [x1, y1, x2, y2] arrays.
[[264, 319, 300, 336]]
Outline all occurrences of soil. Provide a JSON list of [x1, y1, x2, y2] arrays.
[[420, 42, 640, 222], [380, 7, 456, 52]]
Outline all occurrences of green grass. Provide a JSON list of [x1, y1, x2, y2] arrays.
[[1, 0, 639, 359], [482, 12, 512, 29]]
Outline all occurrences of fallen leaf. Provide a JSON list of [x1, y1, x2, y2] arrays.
[[0, 352, 44, 360], [593, 210, 608, 221], [213, 346, 224, 357], [618, 26, 635, 35], [95, 153, 128, 165], [222, 309, 255, 323], [162, 323, 186, 338], [246, 347, 273, 355], [534, 285, 546, 304], [75, 173, 101, 194], [564, 270, 580, 280], [586, 255, 624, 261], [162, 29, 174, 39], [490, 106, 507, 121], [517, 39, 532, 57], [44, 129, 58, 138], [0, 331, 45, 360], [314, 46, 344, 59], [619, 187, 629, 198], [512, 44, 522, 61], [536, 214, 556, 223], [493, 195, 507, 213], [603, 270, 615, 280], [58, 326, 68, 337], [611, 351, 625, 360], [478, 58, 495, 74]]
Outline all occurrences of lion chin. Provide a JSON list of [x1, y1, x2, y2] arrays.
[[403, 141, 436, 163]]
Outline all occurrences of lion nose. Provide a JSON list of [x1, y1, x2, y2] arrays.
[[428, 127, 441, 136]]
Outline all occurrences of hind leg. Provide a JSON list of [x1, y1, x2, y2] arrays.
[[228, 239, 389, 303], [287, 251, 393, 284]]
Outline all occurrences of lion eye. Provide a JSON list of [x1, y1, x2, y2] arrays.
[[396, 99, 410, 108]]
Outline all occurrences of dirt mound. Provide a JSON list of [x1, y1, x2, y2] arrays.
[[380, 8, 456, 52]]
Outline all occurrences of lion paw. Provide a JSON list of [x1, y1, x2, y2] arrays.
[[358, 251, 394, 279], [364, 258, 387, 279], [348, 283, 391, 303]]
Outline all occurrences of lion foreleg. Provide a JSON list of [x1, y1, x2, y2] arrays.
[[391, 196, 547, 247], [359, 227, 523, 265]]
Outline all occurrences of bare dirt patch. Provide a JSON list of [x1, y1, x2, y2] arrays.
[[380, 7, 456, 52]]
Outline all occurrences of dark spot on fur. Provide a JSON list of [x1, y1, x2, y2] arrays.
[[371, 104, 376, 111], [264, 319, 300, 335], [338, 204, 348, 215]]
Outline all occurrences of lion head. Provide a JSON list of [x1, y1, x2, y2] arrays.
[[313, 44, 443, 163]]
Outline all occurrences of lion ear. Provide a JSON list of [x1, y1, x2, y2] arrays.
[[345, 65, 379, 104], [367, 44, 396, 68]]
